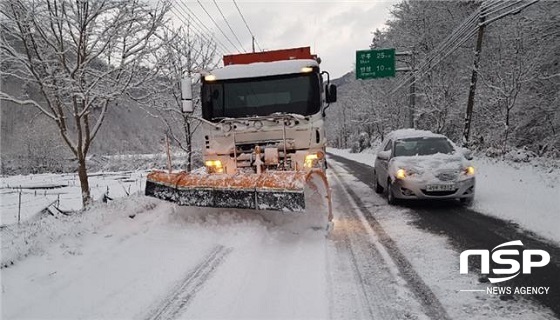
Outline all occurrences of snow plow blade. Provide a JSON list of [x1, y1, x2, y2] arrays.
[[145, 171, 328, 212]]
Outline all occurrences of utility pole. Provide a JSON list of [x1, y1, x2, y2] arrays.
[[462, 0, 539, 146], [252, 36, 255, 53], [463, 14, 486, 146], [408, 52, 416, 128], [185, 24, 194, 172], [395, 51, 415, 128]]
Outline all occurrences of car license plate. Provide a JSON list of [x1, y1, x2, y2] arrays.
[[426, 184, 455, 192]]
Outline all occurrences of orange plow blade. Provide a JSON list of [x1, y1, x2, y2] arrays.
[[145, 170, 330, 215]]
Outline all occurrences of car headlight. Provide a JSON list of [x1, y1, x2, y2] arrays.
[[395, 167, 420, 179], [464, 166, 475, 175], [396, 168, 406, 179], [205, 160, 224, 173]]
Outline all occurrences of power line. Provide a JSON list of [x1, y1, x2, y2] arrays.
[[389, 9, 480, 94], [212, 0, 246, 52], [196, 0, 242, 53], [482, 0, 539, 26], [232, 0, 262, 52], [481, 0, 523, 17], [175, 1, 229, 51], [389, 0, 540, 95], [169, 8, 226, 57], [170, 3, 230, 55], [169, 13, 228, 60], [157, 18, 218, 71]]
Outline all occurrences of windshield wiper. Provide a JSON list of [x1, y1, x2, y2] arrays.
[[269, 112, 308, 120]]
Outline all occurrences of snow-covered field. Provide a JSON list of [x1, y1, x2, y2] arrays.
[[328, 147, 560, 245], [0, 171, 148, 226]]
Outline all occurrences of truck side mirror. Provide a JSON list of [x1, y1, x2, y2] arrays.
[[326, 84, 337, 103], [181, 77, 193, 113]]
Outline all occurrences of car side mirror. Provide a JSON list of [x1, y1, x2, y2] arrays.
[[181, 77, 193, 113], [326, 84, 337, 103], [461, 147, 473, 160], [377, 150, 391, 161]]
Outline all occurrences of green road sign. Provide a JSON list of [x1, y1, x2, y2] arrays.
[[356, 48, 396, 80]]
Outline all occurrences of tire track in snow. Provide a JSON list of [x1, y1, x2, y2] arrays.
[[144, 245, 232, 320], [330, 165, 451, 320], [329, 170, 425, 319], [328, 208, 392, 319]]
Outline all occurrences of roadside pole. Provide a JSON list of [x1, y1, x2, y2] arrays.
[[463, 0, 540, 146], [17, 190, 22, 224], [463, 15, 486, 146], [165, 133, 172, 173], [395, 51, 415, 128]]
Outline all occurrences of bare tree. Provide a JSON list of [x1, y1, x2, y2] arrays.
[[479, 21, 538, 153], [0, 0, 170, 207], [139, 24, 218, 172]]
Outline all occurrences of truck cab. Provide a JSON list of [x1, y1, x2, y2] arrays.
[[198, 47, 336, 175]]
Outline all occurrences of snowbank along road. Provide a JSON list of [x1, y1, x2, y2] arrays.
[[1, 155, 558, 319]]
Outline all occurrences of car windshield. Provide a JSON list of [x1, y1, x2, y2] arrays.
[[202, 73, 321, 121], [394, 137, 454, 157]]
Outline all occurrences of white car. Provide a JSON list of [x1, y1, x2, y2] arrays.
[[373, 129, 475, 205]]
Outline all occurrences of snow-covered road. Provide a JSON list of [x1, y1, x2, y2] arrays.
[[1, 156, 558, 319]]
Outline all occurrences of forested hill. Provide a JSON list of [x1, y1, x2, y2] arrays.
[[1, 75, 171, 173], [326, 1, 559, 158]]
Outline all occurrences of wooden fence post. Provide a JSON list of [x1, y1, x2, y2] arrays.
[[17, 191, 22, 224]]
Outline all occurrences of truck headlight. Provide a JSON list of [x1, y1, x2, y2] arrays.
[[304, 152, 324, 168], [304, 154, 318, 168], [205, 160, 223, 173], [464, 166, 475, 175], [396, 168, 406, 180]]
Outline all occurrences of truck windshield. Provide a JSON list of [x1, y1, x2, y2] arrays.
[[202, 73, 320, 121]]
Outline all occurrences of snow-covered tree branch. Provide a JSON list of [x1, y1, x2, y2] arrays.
[[0, 0, 171, 207]]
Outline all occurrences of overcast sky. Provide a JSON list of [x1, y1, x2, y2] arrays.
[[172, 1, 400, 79]]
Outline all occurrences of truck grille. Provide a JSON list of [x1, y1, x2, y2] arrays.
[[235, 142, 279, 154], [233, 141, 293, 171]]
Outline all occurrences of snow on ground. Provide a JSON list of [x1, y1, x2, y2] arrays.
[[0, 171, 148, 226], [1, 193, 330, 319], [328, 147, 560, 245], [1, 158, 557, 319]]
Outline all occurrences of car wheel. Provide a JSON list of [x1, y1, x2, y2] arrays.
[[373, 170, 383, 194], [460, 197, 473, 206], [387, 179, 398, 205]]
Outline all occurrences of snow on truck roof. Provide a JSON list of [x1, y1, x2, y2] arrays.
[[208, 59, 319, 80], [387, 129, 447, 140]]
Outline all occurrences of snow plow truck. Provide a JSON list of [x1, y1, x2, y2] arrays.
[[145, 47, 337, 227]]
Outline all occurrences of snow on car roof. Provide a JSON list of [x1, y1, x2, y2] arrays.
[[208, 59, 319, 80], [387, 129, 446, 140]]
